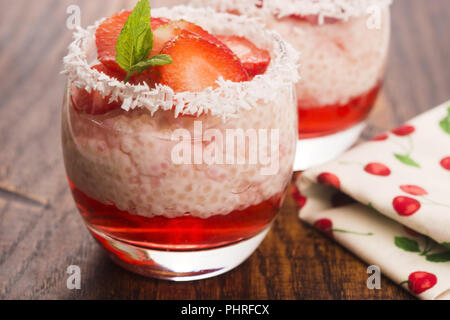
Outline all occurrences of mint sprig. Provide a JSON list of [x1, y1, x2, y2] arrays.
[[115, 0, 172, 83]]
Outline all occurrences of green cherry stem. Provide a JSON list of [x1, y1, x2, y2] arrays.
[[421, 196, 450, 208], [399, 280, 409, 286], [390, 138, 410, 154], [420, 237, 434, 256], [338, 161, 365, 166], [333, 228, 374, 236], [407, 135, 414, 155]]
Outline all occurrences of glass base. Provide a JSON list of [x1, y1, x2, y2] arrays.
[[88, 225, 271, 281], [294, 122, 366, 171]]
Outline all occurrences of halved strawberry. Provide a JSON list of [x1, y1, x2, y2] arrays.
[[95, 11, 131, 73], [171, 20, 224, 47], [151, 22, 184, 56], [95, 11, 170, 73], [216, 35, 271, 78], [71, 64, 157, 115], [157, 31, 249, 92], [151, 20, 225, 56], [71, 64, 127, 115], [151, 17, 171, 30], [92, 63, 124, 80]]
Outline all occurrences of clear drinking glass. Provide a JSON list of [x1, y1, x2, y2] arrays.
[[197, 0, 392, 170], [62, 6, 299, 280]]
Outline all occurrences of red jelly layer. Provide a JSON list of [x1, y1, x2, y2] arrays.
[[69, 180, 285, 250], [298, 83, 381, 139]]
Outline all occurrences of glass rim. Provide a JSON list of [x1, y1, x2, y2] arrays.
[[62, 5, 300, 122], [193, 0, 393, 20]]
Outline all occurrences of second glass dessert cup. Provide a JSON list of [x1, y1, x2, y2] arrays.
[[62, 6, 299, 281], [196, 0, 392, 170], [266, 2, 391, 170]]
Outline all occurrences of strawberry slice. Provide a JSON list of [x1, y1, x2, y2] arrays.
[[95, 11, 170, 73], [70, 85, 121, 116], [157, 31, 249, 92], [71, 64, 156, 115], [71, 64, 137, 115], [217, 35, 271, 78], [96, 11, 131, 73], [151, 20, 225, 56], [171, 20, 224, 47], [151, 17, 171, 30]]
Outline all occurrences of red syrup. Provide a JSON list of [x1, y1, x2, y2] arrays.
[[69, 180, 285, 251], [298, 83, 382, 139]]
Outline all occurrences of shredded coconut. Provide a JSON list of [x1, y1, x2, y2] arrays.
[[62, 6, 300, 121], [193, 0, 392, 22]]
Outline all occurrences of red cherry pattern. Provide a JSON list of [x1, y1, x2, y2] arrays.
[[407, 271, 437, 294], [310, 120, 443, 292], [314, 218, 333, 238], [393, 196, 421, 216], [391, 125, 415, 136], [440, 157, 450, 170], [313, 218, 373, 238], [364, 162, 391, 176], [371, 133, 389, 141], [317, 172, 341, 190], [291, 186, 307, 209], [400, 185, 428, 196]]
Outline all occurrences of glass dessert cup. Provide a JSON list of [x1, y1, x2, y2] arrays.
[[62, 6, 299, 281], [197, 0, 392, 170]]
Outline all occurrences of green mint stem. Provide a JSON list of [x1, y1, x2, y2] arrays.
[[124, 72, 133, 83]]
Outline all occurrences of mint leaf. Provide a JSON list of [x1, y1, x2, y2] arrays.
[[439, 107, 450, 135], [394, 236, 420, 252], [116, 0, 152, 71], [115, 0, 171, 83], [129, 54, 172, 74], [426, 251, 450, 262], [394, 154, 421, 168], [144, 54, 173, 66]]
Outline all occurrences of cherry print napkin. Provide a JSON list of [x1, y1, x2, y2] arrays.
[[295, 100, 450, 300]]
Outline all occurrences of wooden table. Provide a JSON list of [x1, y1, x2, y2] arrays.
[[0, 0, 448, 300]]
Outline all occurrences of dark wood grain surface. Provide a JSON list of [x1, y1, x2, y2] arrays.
[[0, 0, 449, 300]]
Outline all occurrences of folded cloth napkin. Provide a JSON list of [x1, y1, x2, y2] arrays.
[[295, 100, 450, 300]]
